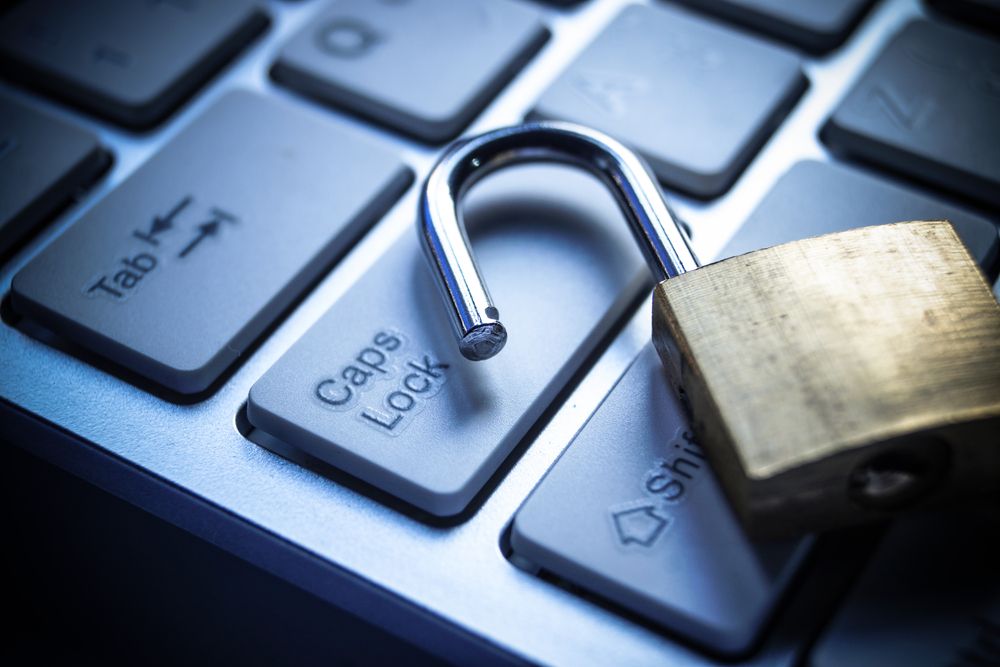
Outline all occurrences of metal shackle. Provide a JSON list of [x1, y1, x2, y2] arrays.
[[419, 121, 699, 361]]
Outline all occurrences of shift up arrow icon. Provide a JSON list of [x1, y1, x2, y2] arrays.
[[612, 505, 668, 548]]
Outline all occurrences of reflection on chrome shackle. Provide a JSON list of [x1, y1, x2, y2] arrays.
[[418, 121, 699, 361]]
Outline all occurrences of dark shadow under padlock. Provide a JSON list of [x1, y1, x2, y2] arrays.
[[417, 121, 1000, 538]]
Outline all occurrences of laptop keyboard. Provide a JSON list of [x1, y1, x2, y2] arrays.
[[1, 0, 998, 664]]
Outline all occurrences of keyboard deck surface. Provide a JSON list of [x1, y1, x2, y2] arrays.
[[1, 1, 998, 665]]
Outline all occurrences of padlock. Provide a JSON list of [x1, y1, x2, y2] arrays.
[[418, 121, 1000, 537]]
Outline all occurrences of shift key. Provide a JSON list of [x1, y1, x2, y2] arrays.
[[248, 165, 648, 516], [11, 91, 412, 394], [511, 346, 810, 654]]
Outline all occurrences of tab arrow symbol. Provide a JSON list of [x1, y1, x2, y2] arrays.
[[134, 195, 191, 246], [149, 213, 175, 236], [612, 506, 668, 547], [178, 219, 220, 259], [156, 195, 192, 231]]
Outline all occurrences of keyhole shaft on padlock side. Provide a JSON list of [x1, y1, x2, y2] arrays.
[[419, 122, 698, 361], [847, 437, 951, 511]]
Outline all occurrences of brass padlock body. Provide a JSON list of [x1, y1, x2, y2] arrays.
[[653, 221, 1000, 537]]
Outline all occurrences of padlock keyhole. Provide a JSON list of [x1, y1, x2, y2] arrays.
[[847, 438, 950, 511]]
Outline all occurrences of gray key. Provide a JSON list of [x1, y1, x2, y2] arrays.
[[811, 509, 1000, 667], [0, 0, 269, 128], [721, 161, 999, 277], [531, 4, 805, 198], [671, 0, 874, 52], [510, 346, 809, 655], [0, 96, 106, 256], [271, 0, 548, 142], [824, 21, 1000, 208], [248, 165, 647, 516], [11, 91, 411, 395]]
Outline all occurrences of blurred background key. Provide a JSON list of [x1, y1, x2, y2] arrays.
[[0, 95, 107, 257], [0, 0, 269, 129], [531, 3, 805, 198], [271, 0, 548, 143], [669, 0, 876, 53], [824, 21, 1000, 209]]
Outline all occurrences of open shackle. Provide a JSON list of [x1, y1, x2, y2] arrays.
[[419, 121, 699, 361]]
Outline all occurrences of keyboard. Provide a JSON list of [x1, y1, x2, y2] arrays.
[[1, 0, 998, 664]]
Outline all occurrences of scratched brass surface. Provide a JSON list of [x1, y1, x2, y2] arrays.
[[653, 221, 1000, 536]]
